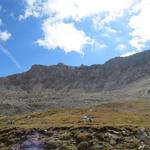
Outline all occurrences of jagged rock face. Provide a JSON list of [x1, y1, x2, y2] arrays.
[[0, 64, 105, 91], [0, 50, 150, 92]]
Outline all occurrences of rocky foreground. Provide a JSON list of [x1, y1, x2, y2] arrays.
[[1, 126, 150, 150], [1, 100, 150, 149]]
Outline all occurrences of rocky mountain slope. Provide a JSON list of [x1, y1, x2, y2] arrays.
[[1, 50, 150, 91], [1, 50, 150, 115]]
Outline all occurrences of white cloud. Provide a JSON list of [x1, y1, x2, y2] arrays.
[[117, 44, 127, 51], [21, 0, 137, 54], [129, 37, 145, 50], [21, 0, 137, 21], [42, 0, 106, 21], [0, 18, 11, 42], [19, 0, 42, 20], [26, 0, 36, 6], [0, 31, 11, 41], [98, 44, 107, 49], [92, 15, 102, 30], [92, 0, 137, 30], [120, 50, 138, 57], [90, 39, 107, 52], [37, 21, 91, 54], [21, 0, 149, 54], [129, 0, 150, 50], [118, 43, 139, 58], [105, 27, 116, 33]]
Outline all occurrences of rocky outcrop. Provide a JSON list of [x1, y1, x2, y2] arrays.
[[1, 127, 150, 150]]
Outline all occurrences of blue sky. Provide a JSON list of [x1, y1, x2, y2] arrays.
[[0, 0, 150, 76]]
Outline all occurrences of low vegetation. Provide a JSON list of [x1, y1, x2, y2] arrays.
[[1, 99, 150, 129]]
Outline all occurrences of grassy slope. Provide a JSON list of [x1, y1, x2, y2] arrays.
[[1, 99, 150, 129]]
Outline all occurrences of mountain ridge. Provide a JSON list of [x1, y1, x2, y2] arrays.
[[1, 50, 150, 91], [1, 49, 149, 78]]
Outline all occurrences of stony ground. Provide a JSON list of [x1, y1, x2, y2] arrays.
[[1, 100, 150, 150], [1, 126, 150, 150]]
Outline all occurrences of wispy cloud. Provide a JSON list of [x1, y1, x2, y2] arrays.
[[0, 44, 21, 69], [0, 15, 19, 69]]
